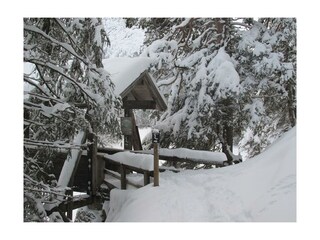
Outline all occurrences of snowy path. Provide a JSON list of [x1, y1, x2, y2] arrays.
[[105, 127, 296, 222]]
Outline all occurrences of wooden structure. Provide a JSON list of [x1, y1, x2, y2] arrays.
[[103, 57, 167, 151], [25, 142, 239, 221]]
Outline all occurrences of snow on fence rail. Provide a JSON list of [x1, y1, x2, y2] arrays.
[[103, 151, 154, 171], [102, 148, 228, 171], [137, 148, 228, 166]]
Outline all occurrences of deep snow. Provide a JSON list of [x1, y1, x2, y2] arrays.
[[105, 127, 296, 222]]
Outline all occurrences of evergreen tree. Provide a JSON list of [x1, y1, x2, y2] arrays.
[[136, 17, 296, 161], [235, 18, 296, 158], [23, 18, 121, 221], [139, 18, 241, 163]]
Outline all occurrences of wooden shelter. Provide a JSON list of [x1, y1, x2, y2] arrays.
[[103, 57, 167, 150]]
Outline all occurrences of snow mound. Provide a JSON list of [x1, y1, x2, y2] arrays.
[[106, 127, 296, 222]]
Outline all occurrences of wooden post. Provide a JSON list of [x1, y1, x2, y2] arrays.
[[152, 129, 160, 187], [66, 189, 73, 220], [120, 165, 127, 190], [123, 108, 133, 150], [143, 171, 150, 185], [153, 143, 159, 186], [87, 130, 98, 196]]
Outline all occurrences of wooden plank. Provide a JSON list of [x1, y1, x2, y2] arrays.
[[97, 147, 124, 154], [143, 73, 167, 111], [123, 100, 156, 109]]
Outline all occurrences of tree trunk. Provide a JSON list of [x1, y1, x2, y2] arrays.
[[214, 19, 234, 164], [222, 123, 234, 164]]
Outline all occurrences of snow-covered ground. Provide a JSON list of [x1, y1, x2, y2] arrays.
[[105, 127, 296, 222]]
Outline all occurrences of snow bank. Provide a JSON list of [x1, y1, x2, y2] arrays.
[[106, 127, 296, 222]]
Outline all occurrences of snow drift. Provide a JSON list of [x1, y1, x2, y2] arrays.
[[105, 127, 296, 222]]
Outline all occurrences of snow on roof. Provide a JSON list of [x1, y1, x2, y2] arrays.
[[102, 57, 154, 96]]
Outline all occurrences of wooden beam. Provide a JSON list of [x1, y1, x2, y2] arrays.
[[45, 195, 93, 216], [143, 74, 167, 111], [123, 100, 156, 109], [131, 111, 142, 151], [123, 108, 133, 150]]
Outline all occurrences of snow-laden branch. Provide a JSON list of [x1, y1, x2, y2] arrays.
[[24, 75, 50, 97], [24, 24, 88, 65], [26, 58, 97, 106], [35, 65, 60, 99], [24, 138, 85, 150], [231, 21, 251, 29], [24, 187, 72, 199], [24, 119, 45, 127], [53, 18, 88, 61], [27, 92, 64, 104], [157, 74, 180, 87], [172, 18, 193, 31]]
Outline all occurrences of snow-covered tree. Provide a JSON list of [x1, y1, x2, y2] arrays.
[[235, 18, 296, 158], [23, 18, 121, 221], [103, 18, 145, 58], [138, 18, 241, 163], [135, 17, 296, 161]]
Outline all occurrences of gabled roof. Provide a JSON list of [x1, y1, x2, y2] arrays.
[[102, 57, 167, 111]]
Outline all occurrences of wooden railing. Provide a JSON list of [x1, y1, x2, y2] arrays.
[[102, 155, 151, 190]]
